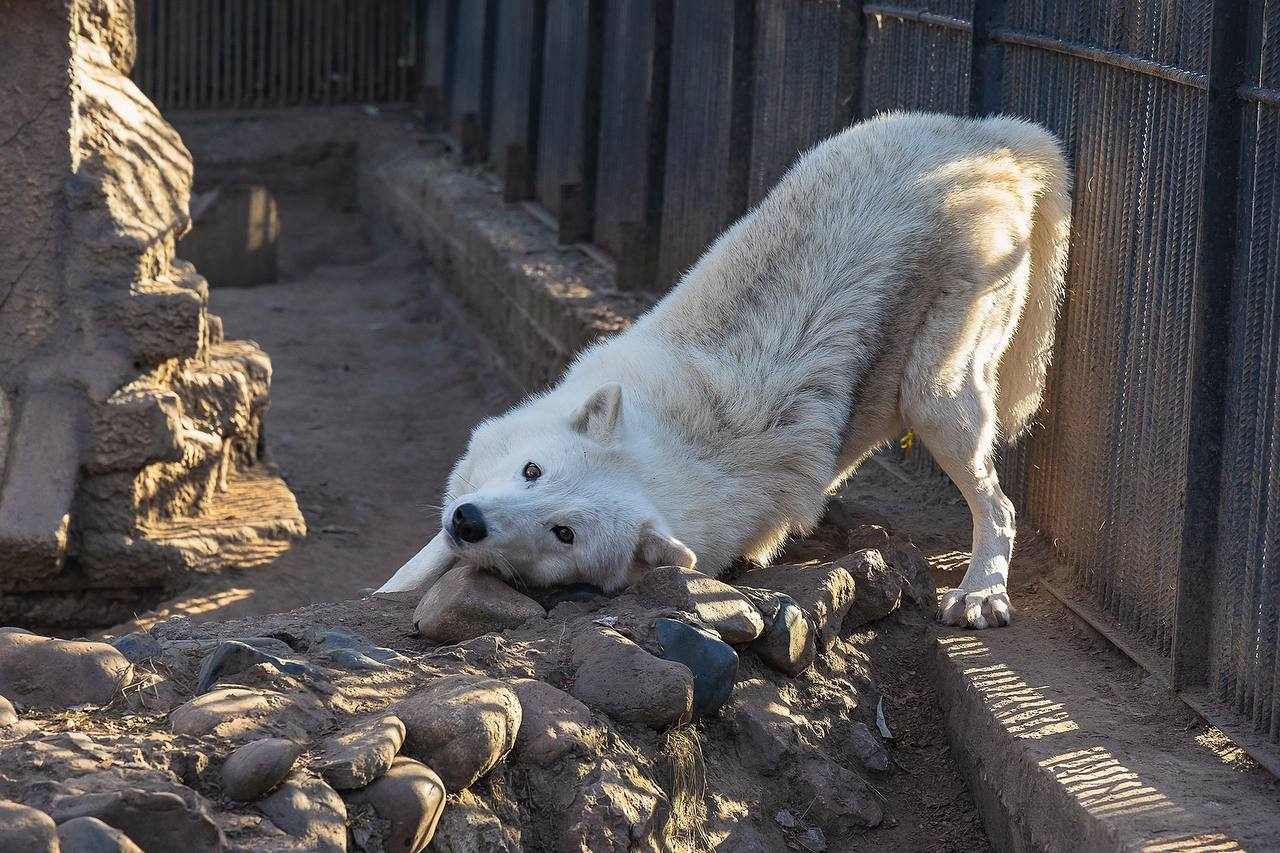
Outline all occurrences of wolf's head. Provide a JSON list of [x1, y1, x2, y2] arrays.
[[433, 383, 695, 592]]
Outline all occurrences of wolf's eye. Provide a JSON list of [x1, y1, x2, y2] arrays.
[[552, 525, 575, 544], [522, 462, 541, 481]]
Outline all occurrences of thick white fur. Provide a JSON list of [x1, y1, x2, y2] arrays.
[[378, 111, 1071, 630]]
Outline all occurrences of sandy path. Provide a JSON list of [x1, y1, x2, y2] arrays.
[[141, 250, 514, 625]]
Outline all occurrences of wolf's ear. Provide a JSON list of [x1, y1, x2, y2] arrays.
[[570, 383, 623, 444], [634, 522, 697, 571]]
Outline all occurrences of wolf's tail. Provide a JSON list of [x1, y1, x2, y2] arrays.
[[996, 126, 1072, 443]]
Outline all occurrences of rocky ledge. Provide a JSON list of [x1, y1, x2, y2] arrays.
[[0, 523, 935, 852]]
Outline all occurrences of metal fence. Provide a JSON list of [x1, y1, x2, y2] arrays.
[[420, 0, 1280, 766], [131, 0, 417, 110]]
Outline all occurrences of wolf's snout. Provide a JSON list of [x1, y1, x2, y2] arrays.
[[451, 503, 488, 543]]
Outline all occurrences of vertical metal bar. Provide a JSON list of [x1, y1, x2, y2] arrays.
[[836, 0, 866, 126], [1170, 0, 1256, 689], [968, 0, 1007, 117]]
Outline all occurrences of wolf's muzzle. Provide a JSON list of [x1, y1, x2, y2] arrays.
[[450, 503, 488, 543]]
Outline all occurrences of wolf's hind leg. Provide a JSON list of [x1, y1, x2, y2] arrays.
[[903, 370, 1015, 629]]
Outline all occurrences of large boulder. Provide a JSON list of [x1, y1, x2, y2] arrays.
[[316, 713, 406, 790], [394, 675, 520, 791], [169, 686, 329, 741], [345, 756, 446, 853], [570, 627, 693, 730], [0, 631, 132, 708], [0, 800, 58, 853]]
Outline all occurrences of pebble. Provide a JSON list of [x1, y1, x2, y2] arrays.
[[0, 694, 16, 728], [56, 816, 143, 853], [737, 562, 857, 649], [0, 632, 132, 708], [636, 565, 764, 643], [258, 775, 347, 853], [841, 549, 904, 628], [570, 626, 693, 730], [847, 721, 891, 773], [412, 565, 545, 644], [110, 632, 162, 664], [509, 678, 595, 765], [195, 640, 320, 694], [50, 788, 224, 853], [307, 628, 407, 671], [0, 799, 58, 853], [317, 713, 406, 789], [741, 588, 816, 676], [221, 738, 302, 801], [170, 686, 329, 741], [395, 674, 520, 791], [654, 618, 737, 718], [800, 827, 828, 852], [345, 756, 446, 853]]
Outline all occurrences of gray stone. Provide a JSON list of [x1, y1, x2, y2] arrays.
[[791, 755, 882, 832], [0, 631, 132, 708], [0, 800, 58, 853], [730, 682, 799, 772], [560, 759, 666, 853], [50, 788, 224, 853], [56, 816, 143, 853], [842, 549, 904, 628], [412, 565, 545, 644], [636, 565, 764, 643], [258, 775, 347, 853], [317, 713, 406, 790], [509, 678, 595, 765], [800, 827, 828, 852], [570, 626, 693, 730], [170, 686, 329, 741], [654, 618, 737, 718], [740, 588, 816, 676], [345, 756, 446, 853], [841, 523, 936, 607], [430, 790, 519, 853], [847, 721, 891, 773], [195, 639, 321, 694], [394, 675, 520, 791], [110, 631, 162, 664], [221, 737, 302, 801], [306, 628, 407, 671], [0, 694, 16, 727], [737, 561, 857, 649]]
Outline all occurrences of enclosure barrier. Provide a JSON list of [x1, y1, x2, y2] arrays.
[[130, 0, 1280, 770], [131, 0, 417, 110]]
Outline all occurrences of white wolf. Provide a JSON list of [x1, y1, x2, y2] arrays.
[[378, 111, 1071, 630]]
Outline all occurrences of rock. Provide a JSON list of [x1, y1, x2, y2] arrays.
[[0, 800, 58, 853], [170, 686, 329, 741], [842, 523, 936, 606], [570, 627, 693, 730], [306, 628, 407, 672], [0, 632, 132, 708], [195, 640, 322, 694], [561, 759, 666, 853], [56, 816, 143, 853], [50, 788, 224, 853], [774, 809, 797, 828], [0, 694, 16, 728], [258, 775, 347, 853], [740, 588, 816, 676], [221, 737, 302, 801], [737, 562, 857, 649], [841, 549, 903, 628], [394, 675, 520, 791], [729, 682, 799, 772], [412, 565, 545, 644], [345, 757, 446, 853], [847, 721, 890, 773], [110, 632, 162, 663], [636, 566, 764, 643], [790, 755, 882, 832], [317, 713, 405, 789], [654, 618, 737, 718], [509, 679, 595, 765], [800, 827, 828, 852], [428, 790, 518, 853]]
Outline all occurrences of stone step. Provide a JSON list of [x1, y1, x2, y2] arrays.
[[87, 381, 186, 474]]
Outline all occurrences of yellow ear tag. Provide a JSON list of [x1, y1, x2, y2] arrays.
[[899, 431, 914, 450]]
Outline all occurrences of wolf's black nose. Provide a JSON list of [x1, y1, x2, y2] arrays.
[[451, 503, 487, 543]]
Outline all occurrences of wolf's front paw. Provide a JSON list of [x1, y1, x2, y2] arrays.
[[937, 586, 1012, 629]]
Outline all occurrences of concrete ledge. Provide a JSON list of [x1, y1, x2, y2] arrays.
[[931, 588, 1278, 852], [356, 127, 650, 391]]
